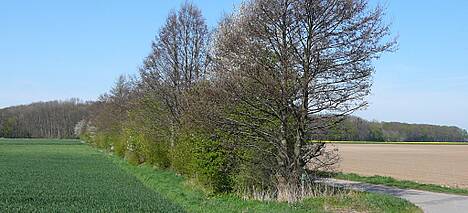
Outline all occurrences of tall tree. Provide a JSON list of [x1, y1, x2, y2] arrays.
[[139, 2, 209, 145], [90, 75, 135, 136], [212, 0, 395, 201]]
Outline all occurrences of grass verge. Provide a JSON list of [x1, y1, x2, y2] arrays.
[[109, 154, 421, 213], [329, 172, 468, 196], [313, 140, 468, 145]]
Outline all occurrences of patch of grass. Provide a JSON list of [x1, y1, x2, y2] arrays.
[[311, 140, 468, 145], [111, 155, 421, 213], [329, 172, 468, 196], [300, 192, 421, 213], [0, 138, 183, 212]]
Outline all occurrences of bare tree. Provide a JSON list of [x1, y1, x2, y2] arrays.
[[211, 0, 396, 202], [90, 75, 135, 137], [139, 2, 210, 144]]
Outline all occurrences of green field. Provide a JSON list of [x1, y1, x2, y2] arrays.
[[0, 139, 420, 212], [0, 139, 183, 212]]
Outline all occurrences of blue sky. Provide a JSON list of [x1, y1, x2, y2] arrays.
[[1, 0, 467, 130]]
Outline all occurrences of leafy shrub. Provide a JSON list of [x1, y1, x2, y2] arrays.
[[125, 150, 140, 165], [113, 136, 126, 157], [122, 123, 171, 168], [171, 134, 196, 176], [231, 146, 277, 199], [170, 132, 233, 193], [145, 141, 171, 168], [192, 135, 233, 193], [92, 132, 117, 150]]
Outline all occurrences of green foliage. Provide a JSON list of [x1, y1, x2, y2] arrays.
[[113, 135, 127, 157], [0, 139, 184, 212], [170, 134, 196, 176], [91, 132, 117, 150], [109, 125, 172, 168], [121, 127, 144, 165], [1, 117, 16, 138], [125, 149, 140, 165], [191, 134, 233, 193], [145, 140, 171, 168], [231, 143, 277, 197], [124, 94, 172, 168]]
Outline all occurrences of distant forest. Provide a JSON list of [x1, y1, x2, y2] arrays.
[[0, 99, 466, 142], [0, 99, 89, 138], [324, 116, 468, 142]]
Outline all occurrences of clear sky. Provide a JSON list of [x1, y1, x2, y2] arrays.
[[1, 0, 467, 130]]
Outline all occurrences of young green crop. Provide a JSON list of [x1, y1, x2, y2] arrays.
[[0, 139, 183, 212]]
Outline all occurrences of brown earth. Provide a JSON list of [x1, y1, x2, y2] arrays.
[[335, 144, 468, 188]]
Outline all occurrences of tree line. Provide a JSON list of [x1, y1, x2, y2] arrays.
[[323, 116, 468, 142], [0, 99, 89, 138], [76, 0, 395, 203], [3, 99, 464, 142]]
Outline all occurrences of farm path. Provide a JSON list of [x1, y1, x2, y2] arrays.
[[321, 178, 468, 213]]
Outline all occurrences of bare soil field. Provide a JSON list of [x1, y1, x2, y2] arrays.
[[335, 144, 468, 188]]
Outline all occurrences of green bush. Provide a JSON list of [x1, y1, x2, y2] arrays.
[[192, 135, 233, 193], [121, 124, 172, 168], [145, 141, 171, 168], [125, 150, 140, 165], [92, 132, 117, 150], [171, 134, 196, 176], [231, 146, 277, 198], [113, 136, 126, 158], [170, 132, 233, 193], [121, 127, 143, 165]]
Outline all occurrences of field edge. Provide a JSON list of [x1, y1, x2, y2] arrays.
[[105, 151, 421, 213]]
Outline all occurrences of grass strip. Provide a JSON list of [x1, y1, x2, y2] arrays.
[[110, 154, 421, 213], [330, 173, 468, 196], [311, 140, 468, 145]]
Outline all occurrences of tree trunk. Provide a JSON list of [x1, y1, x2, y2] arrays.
[[276, 116, 305, 202]]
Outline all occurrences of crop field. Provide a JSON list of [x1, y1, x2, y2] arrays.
[[335, 143, 468, 188], [0, 139, 183, 212]]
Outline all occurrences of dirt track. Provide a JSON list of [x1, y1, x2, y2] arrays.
[[335, 144, 468, 188]]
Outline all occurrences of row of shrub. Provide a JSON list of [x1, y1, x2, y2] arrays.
[[82, 117, 269, 195], [78, 87, 270, 195]]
